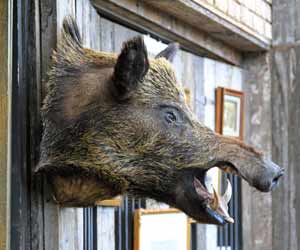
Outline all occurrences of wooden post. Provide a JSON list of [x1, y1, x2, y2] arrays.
[[0, 1, 9, 250]]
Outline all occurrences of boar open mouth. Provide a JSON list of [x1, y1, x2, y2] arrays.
[[175, 164, 238, 225]]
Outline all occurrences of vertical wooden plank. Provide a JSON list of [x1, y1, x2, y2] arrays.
[[113, 22, 139, 52], [55, 1, 85, 250], [271, 48, 299, 250], [99, 16, 115, 52], [39, 1, 59, 249], [29, 0, 46, 249], [80, 0, 92, 46], [59, 208, 84, 250], [10, 1, 46, 250], [203, 58, 216, 131], [97, 13, 117, 250], [172, 49, 183, 85], [242, 54, 273, 250], [187, 52, 206, 250], [97, 207, 116, 250], [0, 1, 9, 250], [90, 4, 102, 50], [271, 4, 300, 247], [75, 0, 84, 41], [193, 55, 204, 123], [76, 0, 101, 49], [56, 0, 76, 36], [203, 58, 218, 250]]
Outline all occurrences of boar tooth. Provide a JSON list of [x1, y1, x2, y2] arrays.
[[194, 177, 212, 200], [222, 179, 232, 204], [224, 216, 235, 224], [211, 185, 219, 210]]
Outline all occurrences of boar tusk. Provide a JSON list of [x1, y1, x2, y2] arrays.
[[211, 185, 219, 211], [193, 177, 213, 201], [224, 216, 235, 224], [223, 179, 232, 204]]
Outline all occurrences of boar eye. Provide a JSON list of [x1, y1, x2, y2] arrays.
[[165, 111, 177, 124]]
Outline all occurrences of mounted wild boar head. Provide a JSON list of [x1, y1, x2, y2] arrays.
[[37, 16, 284, 225]]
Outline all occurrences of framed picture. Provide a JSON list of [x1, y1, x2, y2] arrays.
[[134, 209, 191, 250], [184, 88, 191, 107], [215, 87, 244, 140], [95, 196, 122, 207]]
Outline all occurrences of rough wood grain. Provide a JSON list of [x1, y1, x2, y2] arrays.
[[242, 53, 273, 250], [59, 208, 84, 250], [142, 0, 270, 51], [271, 1, 300, 249], [0, 2, 8, 250], [91, 0, 242, 65], [39, 1, 60, 250], [29, 1, 45, 250], [97, 207, 115, 250]]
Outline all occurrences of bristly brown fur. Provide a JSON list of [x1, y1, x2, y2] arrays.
[[37, 16, 283, 224]]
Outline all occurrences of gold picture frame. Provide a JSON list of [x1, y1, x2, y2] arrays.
[[215, 87, 244, 140], [134, 208, 192, 250], [184, 88, 191, 107], [95, 196, 122, 207]]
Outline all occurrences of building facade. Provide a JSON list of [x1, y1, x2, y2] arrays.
[[0, 0, 299, 250]]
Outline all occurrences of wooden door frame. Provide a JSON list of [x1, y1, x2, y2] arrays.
[[0, 0, 12, 250], [10, 0, 37, 249], [10, 1, 58, 249]]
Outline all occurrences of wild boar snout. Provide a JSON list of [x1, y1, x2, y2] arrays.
[[253, 159, 284, 192]]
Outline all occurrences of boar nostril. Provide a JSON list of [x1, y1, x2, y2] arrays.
[[270, 170, 284, 190], [277, 168, 284, 179]]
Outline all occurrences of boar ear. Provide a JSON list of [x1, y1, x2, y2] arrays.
[[61, 15, 82, 46], [112, 36, 149, 100], [155, 43, 179, 62]]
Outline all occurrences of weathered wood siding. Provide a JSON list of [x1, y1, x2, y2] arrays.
[[271, 1, 300, 249], [10, 0, 293, 250], [97, 208, 115, 250], [91, 0, 242, 66], [37, 2, 59, 250], [0, 1, 9, 250], [240, 1, 300, 249], [242, 53, 273, 250], [203, 58, 243, 250]]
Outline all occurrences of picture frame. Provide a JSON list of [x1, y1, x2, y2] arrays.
[[134, 208, 191, 250], [215, 87, 244, 140], [184, 88, 191, 107], [95, 196, 122, 207]]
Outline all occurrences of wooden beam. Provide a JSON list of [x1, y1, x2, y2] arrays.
[[91, 0, 242, 65], [142, 0, 270, 51]]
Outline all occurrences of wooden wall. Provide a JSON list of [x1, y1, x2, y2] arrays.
[[203, 58, 243, 250], [238, 1, 300, 249], [8, 0, 293, 249]]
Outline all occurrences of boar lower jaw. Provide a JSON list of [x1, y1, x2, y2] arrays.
[[193, 175, 234, 224], [171, 168, 234, 225]]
